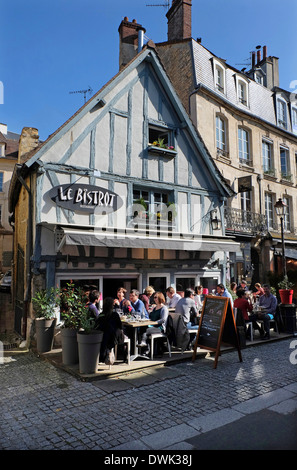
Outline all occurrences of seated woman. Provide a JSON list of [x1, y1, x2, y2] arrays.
[[253, 283, 265, 301], [95, 297, 126, 363], [138, 291, 168, 356], [234, 288, 261, 339], [114, 287, 133, 314]]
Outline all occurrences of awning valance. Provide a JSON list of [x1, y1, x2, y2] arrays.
[[57, 229, 241, 253]]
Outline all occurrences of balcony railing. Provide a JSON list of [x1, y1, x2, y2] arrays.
[[224, 207, 267, 236]]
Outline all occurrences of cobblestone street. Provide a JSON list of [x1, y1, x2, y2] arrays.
[[1, 337, 297, 451]]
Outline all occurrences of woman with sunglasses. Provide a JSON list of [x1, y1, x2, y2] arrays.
[[137, 291, 168, 356]]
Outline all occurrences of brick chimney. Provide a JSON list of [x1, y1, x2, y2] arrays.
[[18, 127, 39, 164], [118, 17, 146, 70], [248, 45, 279, 91], [166, 0, 192, 42]]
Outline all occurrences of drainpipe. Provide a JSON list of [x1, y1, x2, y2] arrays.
[[257, 174, 263, 214], [138, 28, 144, 53]]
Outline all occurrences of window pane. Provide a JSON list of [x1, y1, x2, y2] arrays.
[[262, 141, 272, 171], [283, 197, 291, 231], [238, 128, 249, 161], [216, 117, 225, 150], [0, 172, 3, 192], [265, 193, 273, 229], [280, 148, 288, 175]]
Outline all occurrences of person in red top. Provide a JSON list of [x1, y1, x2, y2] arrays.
[[234, 288, 264, 340], [234, 288, 253, 321]]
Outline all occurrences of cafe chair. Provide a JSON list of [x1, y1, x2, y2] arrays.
[[148, 332, 171, 360], [166, 312, 190, 353], [114, 337, 131, 365], [257, 317, 280, 336]]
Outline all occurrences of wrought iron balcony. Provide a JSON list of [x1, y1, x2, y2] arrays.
[[224, 207, 267, 236]]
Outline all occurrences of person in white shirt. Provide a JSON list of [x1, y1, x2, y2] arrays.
[[166, 286, 181, 308], [194, 285, 203, 311]]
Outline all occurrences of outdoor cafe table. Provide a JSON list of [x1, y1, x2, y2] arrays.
[[121, 319, 158, 361]]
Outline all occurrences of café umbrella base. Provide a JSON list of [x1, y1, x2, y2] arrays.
[[77, 330, 104, 374], [61, 328, 79, 365], [35, 318, 57, 353]]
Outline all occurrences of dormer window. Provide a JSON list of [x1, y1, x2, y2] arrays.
[[213, 59, 226, 95], [277, 98, 287, 129], [0, 143, 5, 157], [235, 75, 249, 107], [291, 106, 297, 135], [254, 69, 265, 86]]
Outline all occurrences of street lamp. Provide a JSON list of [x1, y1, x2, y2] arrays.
[[274, 198, 287, 277], [210, 209, 222, 231]]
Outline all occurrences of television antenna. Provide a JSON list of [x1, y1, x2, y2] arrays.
[[146, 1, 170, 9], [69, 86, 93, 104]]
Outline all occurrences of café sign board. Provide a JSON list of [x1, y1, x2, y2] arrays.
[[46, 183, 123, 214]]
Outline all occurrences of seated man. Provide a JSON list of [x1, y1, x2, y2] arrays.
[[216, 283, 234, 307], [166, 287, 181, 308], [123, 289, 149, 319], [249, 284, 277, 340], [175, 288, 199, 329]]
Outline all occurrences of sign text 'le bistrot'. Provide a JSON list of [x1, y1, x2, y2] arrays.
[[46, 183, 123, 214]]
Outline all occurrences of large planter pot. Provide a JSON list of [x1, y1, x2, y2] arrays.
[[35, 318, 57, 353], [77, 330, 104, 374], [279, 289, 294, 305], [61, 328, 79, 365]]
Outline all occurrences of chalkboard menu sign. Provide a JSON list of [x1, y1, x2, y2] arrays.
[[192, 295, 242, 368]]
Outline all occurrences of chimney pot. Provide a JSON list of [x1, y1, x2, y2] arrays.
[[118, 18, 146, 70], [263, 45, 267, 60], [257, 49, 261, 63], [252, 51, 256, 68]]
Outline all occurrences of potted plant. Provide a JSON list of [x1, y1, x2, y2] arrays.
[[59, 281, 87, 366], [77, 312, 104, 375], [32, 287, 60, 353], [278, 276, 294, 305]]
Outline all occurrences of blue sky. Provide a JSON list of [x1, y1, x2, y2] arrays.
[[2, 0, 297, 141]]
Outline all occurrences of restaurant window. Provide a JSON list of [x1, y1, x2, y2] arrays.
[[175, 277, 196, 293], [132, 187, 176, 227], [148, 275, 169, 295]]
